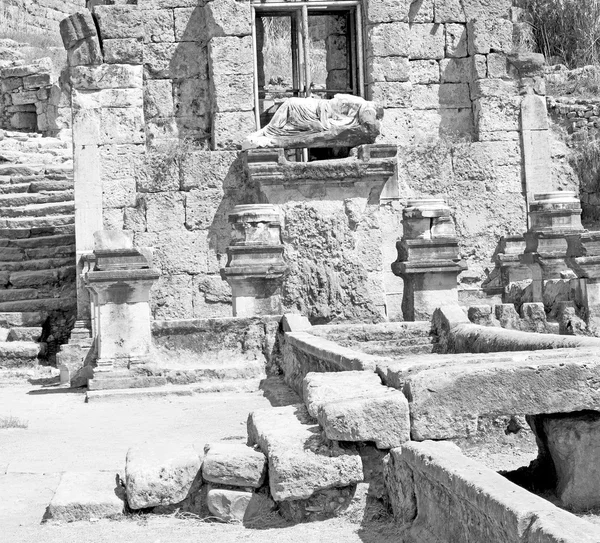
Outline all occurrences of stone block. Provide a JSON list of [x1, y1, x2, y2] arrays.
[[212, 111, 256, 150], [180, 150, 239, 191], [103, 38, 144, 64], [367, 23, 410, 57], [67, 37, 103, 67], [202, 443, 267, 488], [125, 442, 201, 509], [474, 96, 520, 134], [211, 73, 254, 112], [103, 177, 136, 208], [209, 36, 253, 76], [471, 54, 487, 79], [369, 81, 412, 108], [60, 11, 97, 50], [94, 5, 144, 39], [70, 64, 143, 90], [23, 73, 51, 89], [99, 107, 145, 145], [103, 208, 125, 230], [468, 17, 514, 55], [124, 206, 147, 233], [366, 56, 410, 83], [527, 508, 600, 543], [99, 143, 145, 181], [408, 23, 445, 59], [206, 489, 273, 523], [521, 94, 549, 130], [440, 58, 472, 83], [150, 274, 194, 319], [365, 0, 432, 23], [144, 9, 175, 43], [144, 79, 174, 119], [378, 107, 411, 146], [470, 78, 518, 100], [407, 355, 600, 440], [203, 0, 252, 38], [1, 77, 22, 93], [185, 188, 223, 230], [72, 88, 143, 110], [408, 59, 439, 84], [173, 78, 210, 117], [247, 404, 364, 501], [136, 151, 180, 193], [487, 52, 510, 79], [462, 0, 512, 20], [144, 192, 186, 232], [45, 471, 124, 521], [435, 0, 466, 23]]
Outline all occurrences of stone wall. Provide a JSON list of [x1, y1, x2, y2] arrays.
[[0, 0, 85, 35], [547, 97, 600, 141], [62, 1, 576, 323]]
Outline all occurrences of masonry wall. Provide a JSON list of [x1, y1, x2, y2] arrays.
[[64, 0, 574, 323], [1, 0, 85, 34]]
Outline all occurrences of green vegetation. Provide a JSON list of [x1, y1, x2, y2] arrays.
[[0, 416, 28, 429]]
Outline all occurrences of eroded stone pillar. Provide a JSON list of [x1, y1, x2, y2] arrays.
[[221, 204, 288, 317], [392, 198, 466, 321]]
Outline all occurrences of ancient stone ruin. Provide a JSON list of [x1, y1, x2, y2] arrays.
[[3, 0, 600, 541]]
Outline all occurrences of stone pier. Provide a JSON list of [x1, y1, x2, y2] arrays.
[[567, 232, 600, 330]]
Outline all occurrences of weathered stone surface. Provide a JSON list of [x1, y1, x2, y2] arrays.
[[70, 65, 143, 90], [72, 89, 143, 110], [468, 18, 514, 55], [60, 11, 97, 50], [212, 111, 256, 150], [542, 412, 600, 511], [247, 404, 363, 501], [208, 36, 253, 76], [203, 0, 251, 38], [440, 58, 471, 83], [45, 471, 125, 522], [67, 37, 103, 67], [144, 192, 186, 232], [103, 38, 144, 65], [144, 79, 174, 119], [135, 231, 209, 275], [202, 443, 267, 488], [145, 42, 207, 79], [408, 60, 439, 84], [303, 370, 382, 417], [435, 0, 466, 23], [144, 9, 175, 43], [184, 189, 223, 230], [211, 73, 254, 112], [93, 5, 144, 40], [125, 443, 201, 509], [206, 489, 274, 523]]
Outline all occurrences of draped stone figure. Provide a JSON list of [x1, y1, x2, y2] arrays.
[[242, 94, 383, 150]]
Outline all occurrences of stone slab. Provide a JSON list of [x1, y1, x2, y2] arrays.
[[125, 442, 201, 509], [202, 442, 266, 488], [247, 404, 363, 501], [45, 471, 125, 522], [206, 488, 273, 523]]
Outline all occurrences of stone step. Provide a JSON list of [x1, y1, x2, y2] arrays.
[[0, 224, 74, 239], [358, 342, 436, 357], [1, 257, 74, 272], [0, 201, 75, 218], [0, 214, 75, 229], [0, 340, 40, 367], [0, 296, 76, 313], [162, 360, 267, 386], [0, 182, 30, 194], [30, 180, 73, 192], [0, 244, 75, 262], [0, 311, 47, 327], [8, 266, 75, 288], [314, 321, 433, 344], [7, 326, 42, 341], [0, 190, 73, 206], [85, 378, 265, 402], [0, 288, 38, 303], [7, 233, 75, 248], [0, 163, 44, 177]]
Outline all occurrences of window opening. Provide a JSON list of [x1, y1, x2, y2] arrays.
[[251, 0, 365, 161]]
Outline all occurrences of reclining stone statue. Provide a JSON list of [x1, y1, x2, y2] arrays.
[[242, 94, 382, 150]]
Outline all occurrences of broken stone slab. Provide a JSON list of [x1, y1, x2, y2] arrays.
[[125, 442, 201, 509], [303, 370, 382, 418], [59, 11, 98, 51], [45, 471, 125, 522], [202, 443, 267, 488], [206, 488, 274, 523], [539, 412, 600, 511], [407, 351, 600, 440], [247, 404, 363, 501]]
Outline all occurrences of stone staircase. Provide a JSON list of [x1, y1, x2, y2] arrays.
[[0, 129, 76, 367]]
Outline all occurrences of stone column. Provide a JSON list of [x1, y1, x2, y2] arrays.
[[521, 192, 583, 304], [221, 204, 287, 317], [495, 235, 532, 302], [392, 198, 466, 321]]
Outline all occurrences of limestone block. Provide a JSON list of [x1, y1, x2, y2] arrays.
[[67, 37, 103, 67], [470, 78, 518, 100], [468, 18, 514, 55], [408, 59, 439, 84], [144, 79, 174, 119], [521, 94, 549, 130], [23, 73, 51, 89], [318, 391, 410, 448], [45, 471, 124, 522], [212, 111, 256, 150], [435, 0, 466, 23], [474, 97, 520, 134], [144, 9, 175, 43], [103, 38, 143, 64], [542, 413, 600, 511], [103, 177, 136, 208], [365, 0, 432, 23], [408, 23, 445, 59], [407, 356, 600, 440], [366, 56, 410, 83], [185, 189, 223, 230], [136, 0, 199, 7], [192, 277, 232, 318], [369, 81, 412, 108], [72, 88, 143, 110], [206, 489, 273, 523], [378, 107, 411, 146], [135, 151, 179, 193], [103, 208, 125, 230], [211, 73, 254, 112], [209, 36, 253, 76], [445, 24, 467, 57], [94, 6, 144, 39], [367, 23, 410, 57], [100, 143, 145, 181], [487, 52, 510, 79], [462, 0, 512, 20], [123, 206, 146, 233], [99, 107, 145, 145], [471, 54, 487, 79], [173, 78, 210, 117], [1, 77, 22, 93], [144, 192, 186, 232], [135, 230, 209, 275], [150, 274, 194, 319], [125, 443, 201, 509], [60, 11, 97, 50], [70, 64, 143, 90], [202, 443, 267, 487], [440, 58, 471, 83], [527, 508, 600, 543], [247, 404, 364, 501], [180, 150, 238, 191], [203, 0, 252, 38]]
